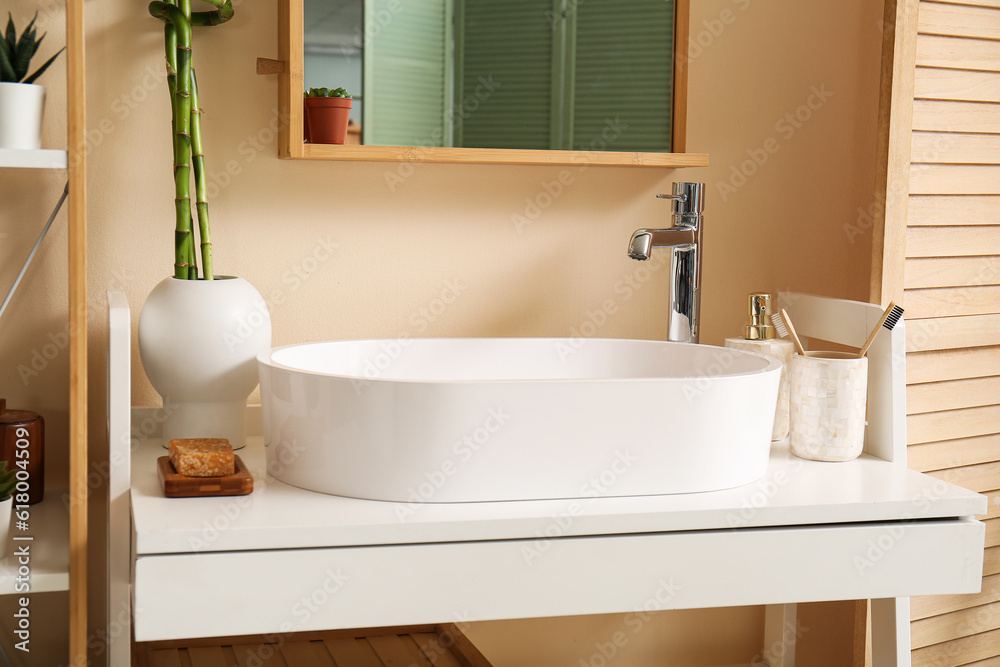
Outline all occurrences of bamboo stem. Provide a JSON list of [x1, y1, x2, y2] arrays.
[[190, 68, 213, 279], [190, 0, 234, 26], [150, 0, 232, 279]]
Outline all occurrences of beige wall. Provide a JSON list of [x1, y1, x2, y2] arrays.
[[0, 0, 880, 663]]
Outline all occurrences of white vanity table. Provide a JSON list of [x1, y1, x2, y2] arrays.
[[110, 293, 988, 666]]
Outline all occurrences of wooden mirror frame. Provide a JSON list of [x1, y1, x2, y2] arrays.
[[276, 0, 708, 168]]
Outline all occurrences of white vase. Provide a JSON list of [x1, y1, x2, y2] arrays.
[[0, 83, 46, 150], [138, 276, 272, 450], [0, 497, 11, 559]]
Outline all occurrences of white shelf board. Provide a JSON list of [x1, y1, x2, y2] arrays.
[[0, 148, 68, 169], [0, 490, 69, 594], [130, 436, 987, 556]]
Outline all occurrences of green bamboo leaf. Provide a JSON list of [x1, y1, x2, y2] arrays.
[[23, 46, 64, 84], [0, 42, 16, 82]]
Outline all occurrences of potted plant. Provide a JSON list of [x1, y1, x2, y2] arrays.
[[138, 0, 271, 450], [0, 12, 64, 150], [0, 461, 16, 558], [304, 87, 353, 145]]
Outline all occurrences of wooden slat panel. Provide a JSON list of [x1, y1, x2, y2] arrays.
[[989, 517, 1000, 546], [909, 196, 1000, 226], [403, 635, 442, 666], [232, 644, 258, 667], [963, 657, 1000, 666], [322, 638, 383, 666], [911, 164, 1000, 194], [906, 225, 1000, 256], [148, 650, 184, 667], [905, 285, 1000, 317], [919, 1, 1000, 40], [910, 405, 1000, 443], [916, 33, 1000, 71], [907, 314, 1000, 351], [912, 574, 1000, 619], [915, 66, 1000, 102], [909, 433, 1000, 471], [986, 546, 1000, 575], [232, 643, 287, 667], [911, 600, 1000, 649], [412, 634, 464, 667], [280, 641, 334, 667], [908, 347, 1000, 383], [188, 647, 229, 667], [938, 0, 1000, 10], [907, 375, 1000, 412], [435, 625, 495, 667], [912, 98, 1000, 134], [912, 131, 1000, 163], [912, 628, 1000, 665], [927, 460, 1000, 491], [912, 6, 1000, 646], [906, 257, 1000, 289], [368, 635, 434, 666], [987, 491, 1000, 519]]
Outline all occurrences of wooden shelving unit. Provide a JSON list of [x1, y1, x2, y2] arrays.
[[68, 0, 87, 660], [0, 491, 70, 594], [0, 5, 82, 651]]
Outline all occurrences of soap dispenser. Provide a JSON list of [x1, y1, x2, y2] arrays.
[[724, 293, 792, 441]]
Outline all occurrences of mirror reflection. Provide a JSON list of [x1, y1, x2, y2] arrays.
[[303, 0, 677, 151]]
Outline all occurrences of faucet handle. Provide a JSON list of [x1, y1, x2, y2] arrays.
[[657, 182, 705, 215]]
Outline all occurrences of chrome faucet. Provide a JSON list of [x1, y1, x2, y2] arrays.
[[628, 182, 705, 343]]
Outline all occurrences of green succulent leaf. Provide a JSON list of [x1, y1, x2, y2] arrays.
[[0, 14, 63, 83], [0, 461, 16, 500], [15, 12, 38, 53], [5, 14, 16, 52], [305, 86, 352, 99], [30, 31, 43, 60], [14, 30, 36, 81], [24, 45, 64, 84], [0, 39, 16, 83]]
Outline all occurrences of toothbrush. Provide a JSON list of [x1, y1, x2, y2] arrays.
[[771, 311, 790, 340], [777, 309, 807, 356], [857, 301, 904, 358]]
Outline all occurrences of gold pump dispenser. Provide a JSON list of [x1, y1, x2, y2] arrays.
[[725, 292, 793, 441], [745, 293, 775, 340]]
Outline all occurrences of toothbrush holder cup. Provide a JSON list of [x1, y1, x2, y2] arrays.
[[789, 351, 868, 462]]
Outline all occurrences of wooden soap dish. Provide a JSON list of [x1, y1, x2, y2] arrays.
[[157, 455, 254, 498]]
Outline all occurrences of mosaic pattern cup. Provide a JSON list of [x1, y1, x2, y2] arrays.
[[790, 351, 868, 462]]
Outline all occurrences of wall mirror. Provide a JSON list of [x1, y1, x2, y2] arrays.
[[277, 0, 708, 167]]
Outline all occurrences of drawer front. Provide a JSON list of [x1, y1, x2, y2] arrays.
[[134, 519, 985, 642]]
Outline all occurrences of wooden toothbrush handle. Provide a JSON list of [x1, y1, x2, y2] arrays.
[[857, 301, 897, 358]]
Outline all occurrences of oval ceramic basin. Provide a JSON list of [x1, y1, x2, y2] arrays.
[[258, 338, 781, 502]]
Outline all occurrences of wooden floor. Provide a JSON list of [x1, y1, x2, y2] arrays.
[[134, 625, 493, 667]]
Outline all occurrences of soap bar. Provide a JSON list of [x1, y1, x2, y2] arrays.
[[168, 438, 235, 477]]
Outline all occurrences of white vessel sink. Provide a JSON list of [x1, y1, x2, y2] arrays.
[[258, 338, 781, 502]]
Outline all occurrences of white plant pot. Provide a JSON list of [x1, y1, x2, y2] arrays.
[[138, 276, 272, 450], [0, 83, 46, 150], [0, 497, 11, 560]]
